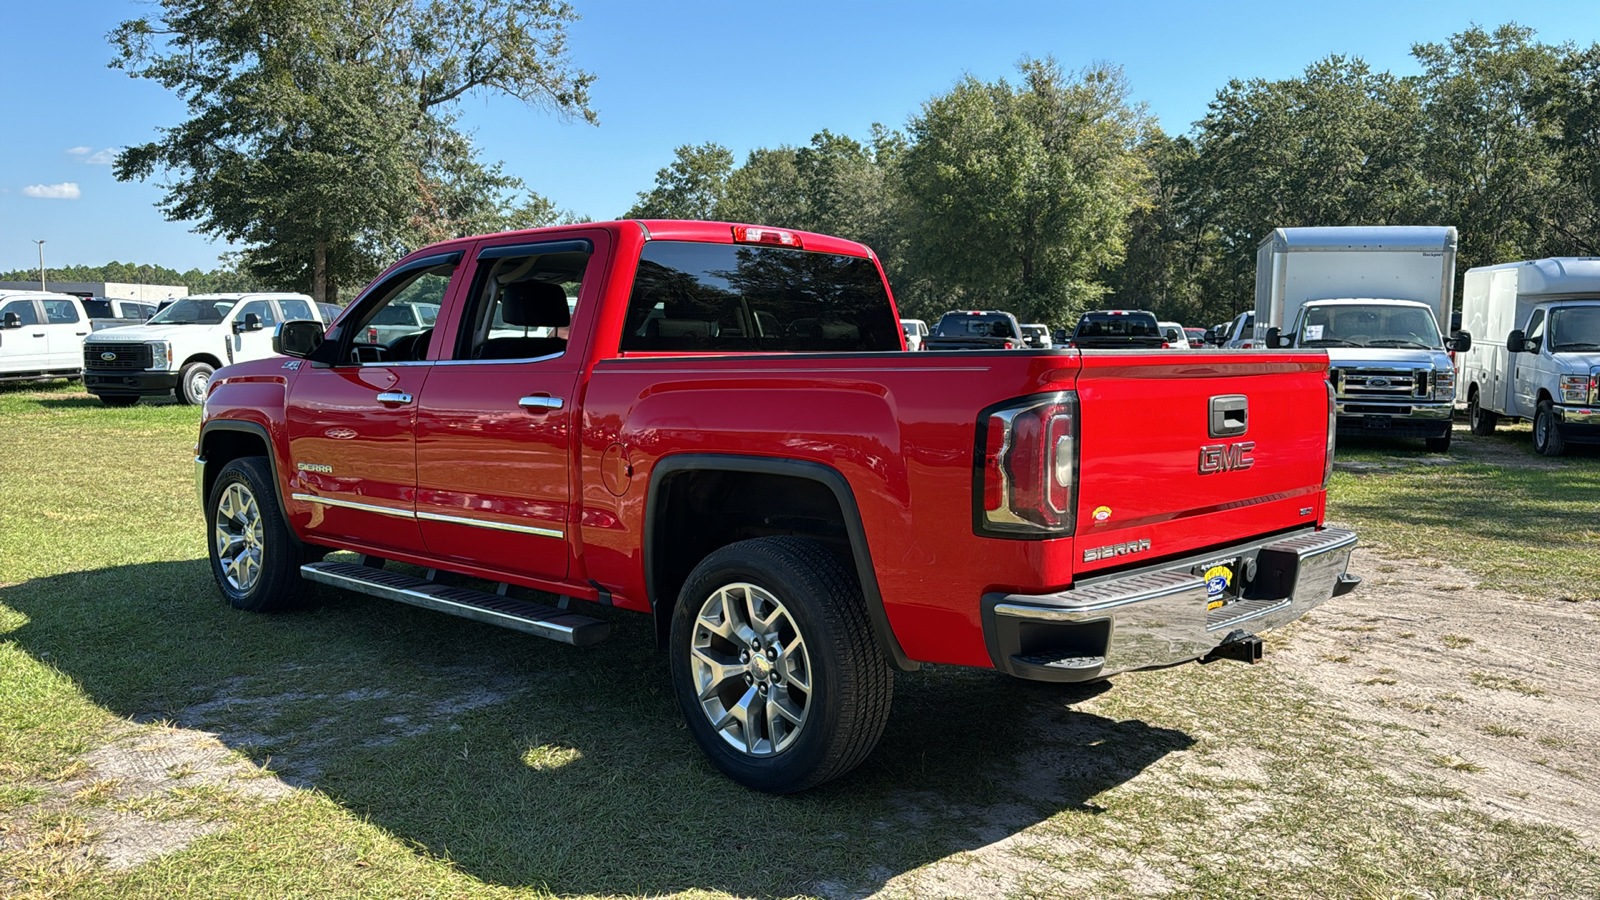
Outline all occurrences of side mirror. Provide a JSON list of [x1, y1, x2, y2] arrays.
[[273, 320, 325, 358], [1447, 331, 1472, 353], [1506, 329, 1528, 353], [234, 313, 262, 333], [1265, 327, 1285, 348], [2, 312, 20, 329]]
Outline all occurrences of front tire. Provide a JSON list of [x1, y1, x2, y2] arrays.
[[1468, 388, 1498, 436], [206, 456, 311, 612], [177, 361, 215, 405], [669, 536, 893, 793], [1533, 400, 1566, 457]]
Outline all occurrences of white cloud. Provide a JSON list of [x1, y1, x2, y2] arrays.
[[86, 149, 117, 165], [66, 146, 91, 155], [22, 182, 82, 199]]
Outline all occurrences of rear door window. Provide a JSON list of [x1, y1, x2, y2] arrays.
[[41, 299, 80, 324], [620, 241, 900, 353]]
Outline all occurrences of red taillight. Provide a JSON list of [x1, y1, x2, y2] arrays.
[[366, 326, 379, 343], [732, 225, 803, 248], [1161, 342, 1171, 348], [1003, 340, 1015, 349], [975, 392, 1078, 537]]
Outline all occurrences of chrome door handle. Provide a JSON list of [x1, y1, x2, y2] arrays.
[[375, 391, 413, 405], [518, 395, 564, 410]]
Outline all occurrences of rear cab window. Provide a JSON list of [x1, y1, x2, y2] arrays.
[[619, 241, 901, 353]]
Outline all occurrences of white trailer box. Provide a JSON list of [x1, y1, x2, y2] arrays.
[[1253, 226, 1465, 451], [1459, 258, 1600, 456]]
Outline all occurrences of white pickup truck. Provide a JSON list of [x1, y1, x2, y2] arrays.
[[0, 292, 149, 384], [83, 292, 322, 406]]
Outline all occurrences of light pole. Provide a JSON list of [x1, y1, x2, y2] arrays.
[[32, 240, 46, 291]]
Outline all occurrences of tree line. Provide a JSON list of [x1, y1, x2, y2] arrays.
[[79, 10, 1600, 327], [0, 259, 265, 294], [626, 23, 1600, 330]]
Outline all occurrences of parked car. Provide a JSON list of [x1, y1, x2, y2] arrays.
[[900, 317, 929, 351], [197, 220, 1358, 793], [81, 297, 156, 321], [923, 310, 1026, 350], [1069, 310, 1165, 349], [1256, 227, 1465, 452], [362, 301, 439, 346], [82, 292, 323, 406], [1459, 257, 1600, 455], [316, 302, 345, 324], [1020, 323, 1053, 349], [1222, 311, 1258, 349], [0, 291, 150, 384], [1158, 321, 1190, 350], [1184, 327, 1207, 348]]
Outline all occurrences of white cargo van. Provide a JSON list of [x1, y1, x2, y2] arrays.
[[1459, 258, 1600, 456], [1255, 226, 1469, 451], [82, 292, 321, 406]]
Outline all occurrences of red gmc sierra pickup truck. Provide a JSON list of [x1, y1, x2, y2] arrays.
[[195, 220, 1359, 792]]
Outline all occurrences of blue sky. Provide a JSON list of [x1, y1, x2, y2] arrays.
[[2, 0, 1596, 275]]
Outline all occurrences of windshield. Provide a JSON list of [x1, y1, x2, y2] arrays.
[[147, 297, 238, 325], [1297, 304, 1442, 349], [1549, 306, 1600, 351]]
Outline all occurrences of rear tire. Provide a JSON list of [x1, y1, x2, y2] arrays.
[[99, 395, 139, 408], [177, 361, 215, 405], [1533, 400, 1566, 457], [669, 536, 893, 793], [1468, 388, 1498, 436], [206, 456, 312, 612]]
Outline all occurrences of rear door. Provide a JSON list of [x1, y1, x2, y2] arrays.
[[413, 232, 608, 584], [286, 254, 462, 556], [37, 298, 90, 368], [1072, 353, 1331, 575]]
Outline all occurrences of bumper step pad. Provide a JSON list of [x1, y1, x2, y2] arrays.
[[301, 561, 609, 646]]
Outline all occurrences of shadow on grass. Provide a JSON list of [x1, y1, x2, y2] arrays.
[[4, 559, 1193, 897]]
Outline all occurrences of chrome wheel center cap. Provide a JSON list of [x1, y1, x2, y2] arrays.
[[749, 653, 773, 681]]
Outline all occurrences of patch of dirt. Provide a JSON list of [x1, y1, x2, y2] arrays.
[[1273, 545, 1600, 843], [1, 726, 296, 886]]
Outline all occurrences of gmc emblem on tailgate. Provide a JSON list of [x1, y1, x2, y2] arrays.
[[1199, 441, 1255, 474]]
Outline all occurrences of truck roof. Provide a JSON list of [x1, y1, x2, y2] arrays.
[[182, 292, 314, 301], [1260, 226, 1457, 253], [1464, 257, 1600, 296], [407, 220, 877, 263], [1299, 298, 1434, 309]]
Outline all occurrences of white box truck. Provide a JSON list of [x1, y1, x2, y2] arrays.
[[1459, 258, 1600, 456], [1255, 226, 1469, 452]]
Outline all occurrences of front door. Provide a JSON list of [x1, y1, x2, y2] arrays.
[[1511, 308, 1546, 418], [0, 298, 47, 371], [229, 299, 281, 365], [285, 255, 461, 556], [414, 233, 605, 584]]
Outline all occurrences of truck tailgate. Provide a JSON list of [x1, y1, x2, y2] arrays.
[[1070, 351, 1331, 575]]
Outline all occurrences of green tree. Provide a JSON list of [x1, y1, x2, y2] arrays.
[[111, 0, 594, 303], [1184, 55, 1428, 308], [1412, 23, 1566, 269], [1531, 42, 1600, 255], [898, 58, 1150, 327], [624, 142, 735, 219]]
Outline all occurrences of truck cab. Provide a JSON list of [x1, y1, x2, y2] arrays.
[[0, 292, 94, 383], [83, 292, 321, 406], [1460, 258, 1600, 455], [1271, 299, 1461, 451]]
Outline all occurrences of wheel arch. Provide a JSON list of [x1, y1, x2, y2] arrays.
[[182, 353, 226, 370], [199, 420, 300, 544], [643, 454, 918, 672]]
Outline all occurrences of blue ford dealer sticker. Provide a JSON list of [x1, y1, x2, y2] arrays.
[[1204, 564, 1233, 599]]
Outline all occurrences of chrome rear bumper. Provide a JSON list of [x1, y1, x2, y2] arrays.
[[984, 527, 1358, 682]]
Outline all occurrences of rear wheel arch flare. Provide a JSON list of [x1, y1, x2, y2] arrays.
[[643, 454, 918, 672]]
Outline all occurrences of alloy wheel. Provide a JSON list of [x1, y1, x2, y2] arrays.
[[689, 582, 812, 757], [214, 482, 264, 593]]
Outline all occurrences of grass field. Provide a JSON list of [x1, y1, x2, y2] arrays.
[[2, 383, 1597, 899]]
